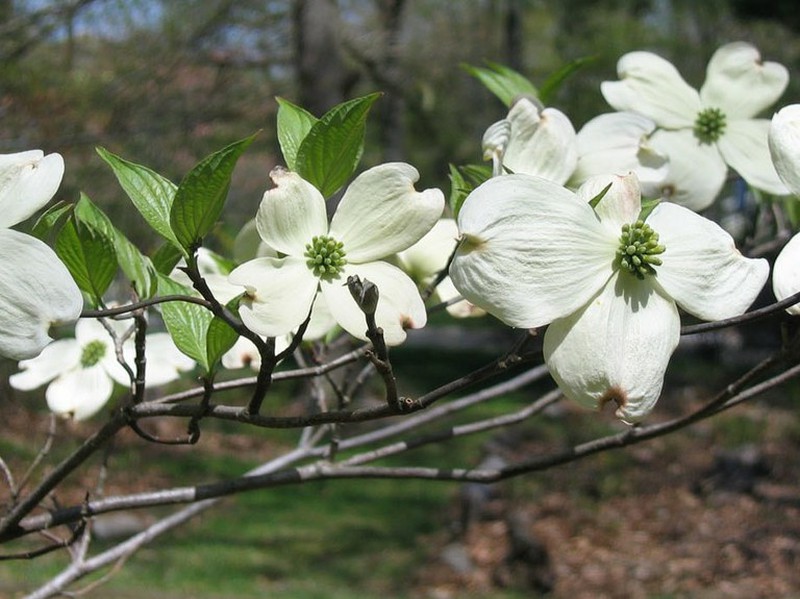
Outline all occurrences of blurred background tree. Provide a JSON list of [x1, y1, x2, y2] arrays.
[[1, 0, 798, 248]]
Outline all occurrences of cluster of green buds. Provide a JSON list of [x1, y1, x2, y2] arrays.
[[80, 340, 107, 367], [693, 107, 727, 144], [616, 220, 666, 279], [304, 235, 347, 280]]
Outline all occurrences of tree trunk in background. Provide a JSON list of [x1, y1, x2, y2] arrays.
[[504, 0, 524, 72], [374, 0, 407, 162], [292, 0, 358, 116]]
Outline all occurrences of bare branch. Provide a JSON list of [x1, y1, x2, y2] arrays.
[[681, 289, 800, 335]]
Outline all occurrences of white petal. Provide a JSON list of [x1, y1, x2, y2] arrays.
[[576, 172, 642, 234], [649, 129, 727, 211], [46, 366, 115, 421], [543, 273, 680, 424], [572, 112, 669, 196], [450, 174, 616, 328], [302, 291, 339, 341], [170, 254, 243, 305], [436, 276, 486, 318], [601, 52, 700, 129], [328, 163, 445, 263], [769, 104, 800, 196], [220, 333, 289, 370], [255, 167, 328, 257], [228, 256, 319, 338], [201, 274, 245, 305], [482, 119, 511, 161], [9, 338, 81, 390], [0, 151, 64, 228], [718, 119, 789, 195], [395, 218, 459, 282], [700, 42, 789, 119], [222, 336, 262, 370], [75, 317, 119, 345], [321, 261, 426, 346], [502, 101, 578, 184], [648, 202, 769, 320], [772, 232, 800, 315], [121, 332, 194, 386], [0, 230, 83, 360], [195, 247, 226, 276]]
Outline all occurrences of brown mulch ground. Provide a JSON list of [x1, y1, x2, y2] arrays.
[[412, 401, 800, 599]]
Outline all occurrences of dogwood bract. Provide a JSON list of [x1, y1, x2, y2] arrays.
[[229, 163, 444, 345], [602, 42, 789, 210], [0, 150, 83, 359], [395, 218, 484, 318], [449, 172, 768, 422], [10, 318, 194, 420], [482, 97, 577, 183], [570, 112, 669, 198], [768, 104, 800, 315]]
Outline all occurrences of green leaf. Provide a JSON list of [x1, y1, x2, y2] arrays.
[[448, 163, 492, 218], [170, 133, 258, 251], [31, 200, 73, 240], [73, 195, 157, 299], [539, 56, 596, 105], [206, 297, 240, 370], [448, 164, 469, 218], [588, 182, 613, 210], [96, 147, 180, 248], [462, 61, 538, 107], [638, 197, 661, 222], [55, 194, 118, 304], [294, 92, 382, 198], [152, 242, 184, 275], [276, 97, 318, 170], [114, 232, 158, 299], [157, 274, 212, 372]]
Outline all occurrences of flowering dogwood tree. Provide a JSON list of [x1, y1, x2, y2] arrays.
[[2, 42, 800, 598]]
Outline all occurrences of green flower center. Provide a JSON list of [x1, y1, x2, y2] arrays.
[[693, 107, 727, 144], [80, 340, 107, 368], [304, 235, 347, 280], [616, 220, 666, 280]]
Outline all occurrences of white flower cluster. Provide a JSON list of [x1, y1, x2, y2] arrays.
[[450, 41, 798, 423], [6, 41, 800, 427]]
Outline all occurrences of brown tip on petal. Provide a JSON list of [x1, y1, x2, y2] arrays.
[[599, 385, 628, 413], [268, 165, 289, 184], [661, 184, 675, 198], [401, 315, 416, 330]]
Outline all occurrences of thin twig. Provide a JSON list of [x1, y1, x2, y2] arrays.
[[681, 289, 800, 335], [81, 295, 212, 319], [15, 414, 58, 495]]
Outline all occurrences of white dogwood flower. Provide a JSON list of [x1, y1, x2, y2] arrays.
[[602, 42, 789, 210], [10, 318, 194, 420], [229, 164, 444, 345], [482, 97, 577, 184], [768, 104, 800, 315], [0, 150, 83, 359], [449, 172, 768, 422]]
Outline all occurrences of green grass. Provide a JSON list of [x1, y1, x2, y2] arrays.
[[1, 450, 455, 598], [0, 366, 533, 598]]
